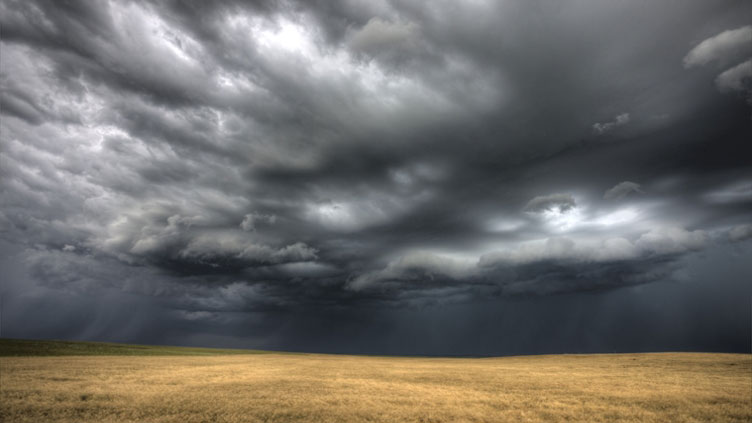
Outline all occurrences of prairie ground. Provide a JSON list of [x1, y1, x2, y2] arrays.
[[0, 343, 749, 422]]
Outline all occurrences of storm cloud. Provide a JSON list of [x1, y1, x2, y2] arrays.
[[604, 181, 642, 200], [1, 0, 751, 355]]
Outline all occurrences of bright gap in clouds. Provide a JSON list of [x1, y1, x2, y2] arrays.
[[594, 208, 640, 227], [541, 207, 585, 232], [255, 18, 316, 57]]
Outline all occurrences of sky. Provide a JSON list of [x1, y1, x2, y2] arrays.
[[1, 0, 751, 356]]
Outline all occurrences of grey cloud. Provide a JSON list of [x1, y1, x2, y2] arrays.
[[728, 224, 752, 241], [348, 251, 478, 291], [683, 25, 752, 100], [703, 180, 752, 204], [473, 227, 712, 296], [683, 25, 752, 68], [351, 226, 711, 297], [178, 236, 317, 266], [99, 211, 317, 271], [715, 59, 752, 93], [348, 18, 418, 60], [1, 0, 751, 354], [523, 193, 576, 213], [634, 226, 708, 255], [479, 227, 707, 269], [592, 113, 630, 135], [604, 181, 643, 200], [240, 212, 277, 232], [479, 236, 638, 268]]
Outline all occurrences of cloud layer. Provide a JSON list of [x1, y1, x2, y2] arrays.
[[1, 0, 751, 354]]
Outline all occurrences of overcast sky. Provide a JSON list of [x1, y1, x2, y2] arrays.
[[1, 0, 751, 355]]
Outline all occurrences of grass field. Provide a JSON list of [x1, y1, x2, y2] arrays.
[[1, 339, 750, 422]]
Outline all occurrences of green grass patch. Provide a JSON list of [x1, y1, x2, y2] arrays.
[[0, 338, 274, 356]]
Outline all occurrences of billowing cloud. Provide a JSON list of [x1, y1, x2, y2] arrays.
[[240, 212, 277, 232], [683, 26, 752, 68]]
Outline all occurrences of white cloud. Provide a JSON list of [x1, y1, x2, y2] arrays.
[[524, 194, 590, 233], [683, 26, 752, 98], [715, 59, 752, 93], [486, 217, 526, 233], [683, 26, 752, 68], [593, 207, 640, 227]]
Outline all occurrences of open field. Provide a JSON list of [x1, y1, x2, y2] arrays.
[[1, 340, 750, 422]]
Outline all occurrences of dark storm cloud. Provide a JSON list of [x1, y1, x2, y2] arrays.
[[1, 0, 751, 354]]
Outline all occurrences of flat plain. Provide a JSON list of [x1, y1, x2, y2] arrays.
[[1, 339, 750, 422]]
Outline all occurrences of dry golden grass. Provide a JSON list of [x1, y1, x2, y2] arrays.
[[1, 352, 750, 422]]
